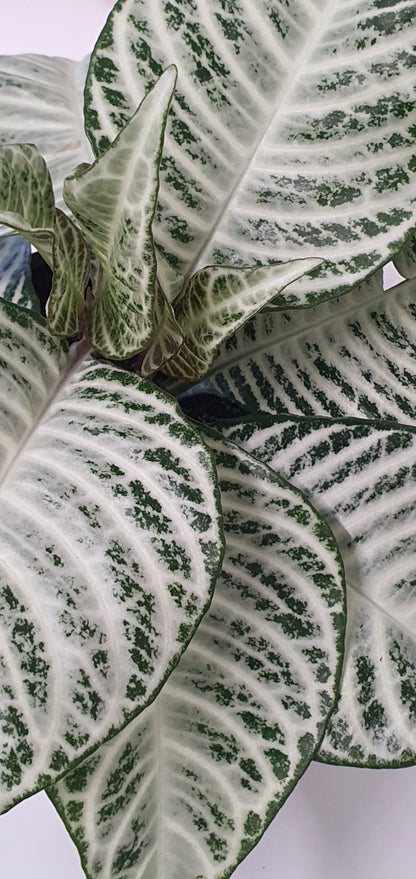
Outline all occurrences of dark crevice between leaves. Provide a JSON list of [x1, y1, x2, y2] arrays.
[[179, 392, 247, 424], [28, 252, 247, 427], [30, 252, 52, 317]]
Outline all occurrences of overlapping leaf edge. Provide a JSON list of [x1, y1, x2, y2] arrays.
[[216, 412, 416, 769], [208, 268, 416, 425], [85, 0, 416, 306], [0, 53, 92, 219], [0, 297, 225, 810], [47, 428, 346, 879]]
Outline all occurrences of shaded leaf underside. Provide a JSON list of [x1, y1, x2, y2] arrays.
[[0, 142, 55, 266], [0, 143, 90, 337]]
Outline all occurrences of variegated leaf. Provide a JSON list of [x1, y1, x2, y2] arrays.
[[47, 209, 90, 337], [0, 298, 222, 811], [393, 231, 416, 279], [156, 251, 184, 304], [86, 0, 416, 303], [140, 283, 183, 378], [0, 53, 92, 218], [0, 235, 38, 311], [162, 258, 322, 381], [0, 142, 55, 265], [0, 144, 90, 336], [48, 431, 345, 879], [221, 415, 416, 767], [64, 67, 177, 359], [209, 269, 416, 424]]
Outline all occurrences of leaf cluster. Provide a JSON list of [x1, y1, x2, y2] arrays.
[[1, 2, 416, 878]]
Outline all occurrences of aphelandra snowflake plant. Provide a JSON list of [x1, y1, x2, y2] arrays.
[[2, 1, 416, 877]]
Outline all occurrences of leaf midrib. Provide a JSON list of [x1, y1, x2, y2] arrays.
[[0, 337, 88, 492], [87, 69, 174, 273], [186, 0, 334, 278]]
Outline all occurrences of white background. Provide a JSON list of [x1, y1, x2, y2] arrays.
[[1, 2, 416, 877]]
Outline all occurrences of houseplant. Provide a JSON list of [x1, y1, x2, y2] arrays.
[[2, 1, 416, 877]]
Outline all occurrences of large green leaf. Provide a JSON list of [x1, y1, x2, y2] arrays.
[[86, 0, 416, 303], [0, 235, 38, 312], [162, 258, 321, 381], [64, 66, 176, 359], [0, 298, 223, 811], [221, 415, 416, 767], [48, 431, 345, 879], [209, 270, 416, 423], [0, 54, 92, 217], [0, 144, 90, 337]]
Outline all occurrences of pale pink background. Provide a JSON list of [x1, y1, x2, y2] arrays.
[[1, 2, 416, 877]]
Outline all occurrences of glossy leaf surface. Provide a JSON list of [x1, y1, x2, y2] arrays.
[[86, 0, 416, 302], [210, 270, 416, 424], [49, 431, 345, 878], [0, 299, 222, 810], [222, 415, 416, 767]]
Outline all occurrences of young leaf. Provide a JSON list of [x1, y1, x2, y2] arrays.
[[0, 235, 39, 312], [0, 298, 223, 811], [221, 415, 416, 767], [48, 431, 345, 879], [48, 209, 90, 337], [162, 258, 322, 381], [140, 283, 183, 378], [209, 270, 416, 423], [156, 251, 184, 304], [64, 66, 177, 360], [0, 53, 92, 215], [86, 0, 416, 302], [0, 144, 90, 336]]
